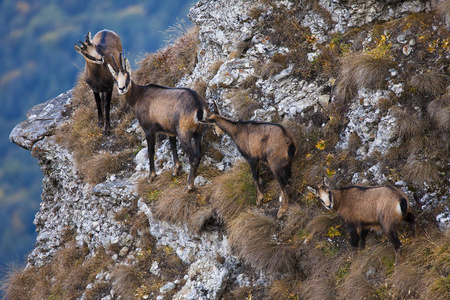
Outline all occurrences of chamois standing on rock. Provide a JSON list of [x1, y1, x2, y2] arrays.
[[308, 178, 416, 265], [108, 53, 208, 191], [75, 30, 122, 134], [205, 101, 297, 219]]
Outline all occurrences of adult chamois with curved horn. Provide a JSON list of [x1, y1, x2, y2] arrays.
[[204, 101, 297, 219], [107, 53, 208, 191], [75, 30, 122, 134], [308, 178, 416, 265]]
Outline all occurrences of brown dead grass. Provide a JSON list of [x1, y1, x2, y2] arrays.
[[228, 210, 298, 275], [428, 93, 450, 131], [134, 26, 199, 87], [409, 69, 447, 98], [392, 107, 428, 139], [403, 154, 440, 184], [335, 51, 393, 102], [80, 150, 134, 184], [3, 243, 112, 300], [112, 265, 142, 299], [210, 161, 257, 223], [227, 89, 261, 120]]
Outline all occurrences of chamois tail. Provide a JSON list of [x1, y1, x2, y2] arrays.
[[288, 143, 296, 158], [400, 197, 408, 215]]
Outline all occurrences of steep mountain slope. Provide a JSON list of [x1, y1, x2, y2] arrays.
[[6, 0, 450, 299]]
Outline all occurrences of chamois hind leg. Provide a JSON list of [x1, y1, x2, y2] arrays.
[[145, 132, 157, 182], [103, 90, 112, 134], [179, 133, 198, 191], [348, 224, 360, 249], [248, 159, 264, 206], [93, 92, 104, 129], [404, 211, 416, 238], [169, 136, 182, 177]]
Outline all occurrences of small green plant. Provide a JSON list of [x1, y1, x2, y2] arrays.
[[316, 241, 339, 257], [146, 189, 161, 202], [326, 225, 342, 238]]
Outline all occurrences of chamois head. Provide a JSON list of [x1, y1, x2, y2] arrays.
[[74, 32, 104, 64], [307, 177, 333, 210], [203, 101, 225, 135], [107, 52, 131, 94]]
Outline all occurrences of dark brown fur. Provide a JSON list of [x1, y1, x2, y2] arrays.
[[108, 54, 208, 190], [309, 183, 416, 264], [75, 30, 122, 133], [206, 102, 297, 218]]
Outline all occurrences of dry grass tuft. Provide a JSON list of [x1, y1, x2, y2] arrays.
[[409, 69, 447, 98], [3, 265, 40, 300], [228, 210, 298, 275], [335, 51, 393, 102], [299, 276, 336, 300], [338, 272, 375, 299], [210, 161, 257, 223], [392, 107, 428, 139], [112, 265, 142, 300], [390, 263, 423, 299], [227, 89, 261, 120], [3, 243, 113, 300], [307, 213, 341, 236], [152, 184, 199, 225], [428, 93, 450, 131], [403, 154, 440, 184], [80, 150, 134, 184], [134, 26, 199, 87]]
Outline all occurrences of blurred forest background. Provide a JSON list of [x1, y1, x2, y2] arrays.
[[0, 0, 197, 279]]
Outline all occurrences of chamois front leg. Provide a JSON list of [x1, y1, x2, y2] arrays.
[[360, 228, 370, 249], [93, 92, 104, 129], [383, 223, 402, 265], [271, 163, 290, 219], [248, 159, 264, 206], [169, 136, 182, 177], [103, 90, 112, 134], [146, 132, 157, 182]]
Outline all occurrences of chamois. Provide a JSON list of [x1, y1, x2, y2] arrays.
[[308, 178, 416, 264], [205, 101, 297, 219], [75, 30, 122, 134], [107, 53, 208, 190]]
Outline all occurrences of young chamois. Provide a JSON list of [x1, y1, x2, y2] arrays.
[[75, 30, 122, 134], [107, 53, 208, 191], [205, 101, 297, 219], [308, 178, 416, 265]]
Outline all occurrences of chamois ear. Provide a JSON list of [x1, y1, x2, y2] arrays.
[[74, 44, 82, 53], [86, 31, 92, 45], [124, 58, 131, 73], [212, 100, 221, 115], [107, 64, 116, 77], [307, 186, 318, 196], [323, 177, 331, 188]]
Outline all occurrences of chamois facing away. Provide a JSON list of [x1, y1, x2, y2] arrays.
[[75, 30, 122, 134], [107, 53, 208, 191], [308, 178, 416, 265], [204, 101, 297, 219]]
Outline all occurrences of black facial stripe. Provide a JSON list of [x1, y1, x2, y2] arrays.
[[84, 53, 102, 62]]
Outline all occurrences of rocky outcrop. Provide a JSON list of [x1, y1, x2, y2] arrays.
[[9, 0, 449, 299]]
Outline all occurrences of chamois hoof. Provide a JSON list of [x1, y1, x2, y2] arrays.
[[149, 174, 157, 183], [185, 185, 195, 193], [173, 168, 182, 177], [277, 209, 286, 219]]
